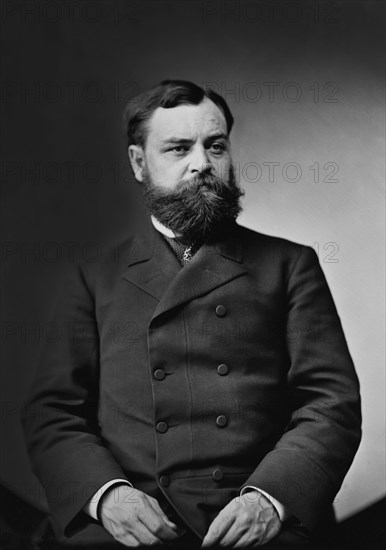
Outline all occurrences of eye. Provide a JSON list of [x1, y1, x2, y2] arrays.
[[210, 142, 226, 154], [169, 145, 188, 154]]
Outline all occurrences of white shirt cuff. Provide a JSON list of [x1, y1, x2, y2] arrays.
[[83, 479, 133, 520], [240, 485, 291, 522]]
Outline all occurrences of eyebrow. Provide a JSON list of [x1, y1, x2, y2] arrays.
[[161, 132, 228, 145], [161, 137, 192, 145], [206, 132, 228, 141]]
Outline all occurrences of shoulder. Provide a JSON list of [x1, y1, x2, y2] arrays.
[[234, 222, 313, 265], [234, 223, 329, 295]]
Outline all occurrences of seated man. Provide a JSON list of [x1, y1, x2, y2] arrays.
[[23, 79, 361, 549]]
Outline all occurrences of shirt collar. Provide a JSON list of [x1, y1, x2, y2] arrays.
[[150, 215, 182, 239]]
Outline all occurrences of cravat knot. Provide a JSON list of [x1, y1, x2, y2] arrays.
[[162, 235, 203, 265]]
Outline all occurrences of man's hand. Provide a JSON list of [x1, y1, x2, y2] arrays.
[[201, 490, 281, 548], [100, 484, 183, 547]]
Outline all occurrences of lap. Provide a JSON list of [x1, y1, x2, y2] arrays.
[[34, 527, 347, 550], [32, 514, 347, 550]]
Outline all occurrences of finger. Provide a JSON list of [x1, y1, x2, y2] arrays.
[[141, 516, 180, 542], [214, 520, 247, 548], [114, 532, 140, 548], [201, 511, 236, 547], [232, 530, 262, 548], [147, 497, 180, 531], [134, 517, 164, 546], [140, 505, 181, 541]]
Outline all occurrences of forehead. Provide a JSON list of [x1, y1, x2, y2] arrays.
[[146, 98, 228, 144]]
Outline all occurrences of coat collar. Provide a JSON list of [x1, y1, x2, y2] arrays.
[[122, 216, 247, 320]]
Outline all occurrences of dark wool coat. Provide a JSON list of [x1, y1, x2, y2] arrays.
[[23, 216, 361, 546]]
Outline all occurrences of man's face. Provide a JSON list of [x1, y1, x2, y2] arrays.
[[143, 97, 232, 189], [128, 97, 243, 241]]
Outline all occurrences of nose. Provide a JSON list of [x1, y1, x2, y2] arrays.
[[188, 144, 212, 174]]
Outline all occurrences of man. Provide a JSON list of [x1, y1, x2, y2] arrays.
[[23, 80, 361, 549]]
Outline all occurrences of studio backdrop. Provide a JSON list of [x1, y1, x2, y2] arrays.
[[1, 0, 384, 526]]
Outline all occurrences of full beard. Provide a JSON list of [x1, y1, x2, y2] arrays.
[[141, 164, 244, 243]]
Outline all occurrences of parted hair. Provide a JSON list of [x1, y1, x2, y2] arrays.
[[123, 79, 234, 148]]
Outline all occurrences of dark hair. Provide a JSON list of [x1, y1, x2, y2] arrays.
[[123, 80, 234, 148]]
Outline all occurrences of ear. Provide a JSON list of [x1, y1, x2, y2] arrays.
[[128, 144, 146, 182]]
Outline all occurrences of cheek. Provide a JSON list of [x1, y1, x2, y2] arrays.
[[148, 160, 185, 189], [212, 157, 231, 178]]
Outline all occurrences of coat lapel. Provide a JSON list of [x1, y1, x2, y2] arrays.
[[152, 226, 247, 319], [122, 217, 247, 319], [121, 218, 182, 301]]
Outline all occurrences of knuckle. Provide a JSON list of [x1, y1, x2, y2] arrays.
[[115, 527, 127, 538], [152, 522, 164, 536], [240, 509, 250, 522], [138, 496, 147, 508]]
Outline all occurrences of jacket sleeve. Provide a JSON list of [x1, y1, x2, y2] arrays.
[[240, 245, 362, 531], [22, 263, 129, 539]]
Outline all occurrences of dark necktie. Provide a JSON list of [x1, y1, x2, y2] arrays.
[[161, 234, 203, 266]]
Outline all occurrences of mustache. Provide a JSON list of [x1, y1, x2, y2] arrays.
[[181, 173, 224, 188], [159, 171, 234, 199], [142, 164, 244, 241]]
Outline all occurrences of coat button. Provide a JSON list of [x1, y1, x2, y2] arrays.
[[154, 369, 166, 380], [156, 421, 168, 433], [216, 415, 227, 427], [212, 468, 224, 481], [159, 475, 170, 487], [217, 363, 229, 376], [215, 305, 226, 317]]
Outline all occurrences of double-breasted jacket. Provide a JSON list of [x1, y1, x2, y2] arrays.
[[23, 216, 361, 546]]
